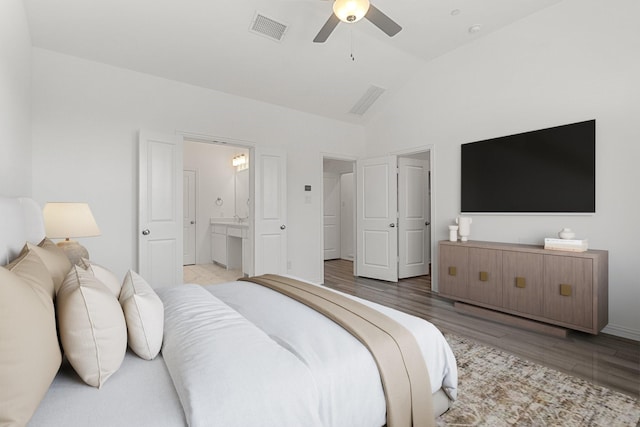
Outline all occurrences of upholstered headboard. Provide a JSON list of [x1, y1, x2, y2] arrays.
[[0, 196, 46, 265]]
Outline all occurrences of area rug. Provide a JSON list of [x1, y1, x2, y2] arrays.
[[437, 334, 640, 426]]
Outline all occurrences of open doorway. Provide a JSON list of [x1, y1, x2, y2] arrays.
[[182, 139, 250, 285], [322, 148, 433, 289], [323, 158, 356, 262]]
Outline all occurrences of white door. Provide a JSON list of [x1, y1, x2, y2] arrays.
[[253, 147, 287, 275], [356, 156, 398, 282], [138, 131, 183, 287], [398, 157, 429, 279], [183, 170, 196, 265], [323, 173, 340, 260], [340, 172, 355, 260]]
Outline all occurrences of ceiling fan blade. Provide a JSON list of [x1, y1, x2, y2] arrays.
[[365, 4, 402, 37], [313, 14, 340, 43]]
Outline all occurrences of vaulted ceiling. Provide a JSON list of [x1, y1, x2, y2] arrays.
[[24, 0, 562, 124]]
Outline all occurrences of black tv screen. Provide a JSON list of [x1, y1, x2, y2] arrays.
[[461, 120, 595, 214]]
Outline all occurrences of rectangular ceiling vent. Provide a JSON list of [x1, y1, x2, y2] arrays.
[[349, 85, 386, 115], [249, 12, 288, 42]]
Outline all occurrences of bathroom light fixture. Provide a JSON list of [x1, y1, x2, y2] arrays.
[[232, 154, 247, 167]]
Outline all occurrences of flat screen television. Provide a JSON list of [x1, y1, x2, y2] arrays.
[[461, 120, 595, 214]]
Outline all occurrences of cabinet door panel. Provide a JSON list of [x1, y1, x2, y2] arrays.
[[503, 251, 543, 315], [468, 248, 502, 307], [438, 245, 468, 299], [544, 255, 593, 328], [211, 233, 227, 266]]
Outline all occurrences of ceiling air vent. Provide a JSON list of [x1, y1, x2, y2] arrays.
[[349, 85, 386, 115], [249, 12, 288, 42]]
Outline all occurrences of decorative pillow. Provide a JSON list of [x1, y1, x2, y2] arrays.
[[5, 248, 55, 299], [0, 267, 61, 426], [79, 258, 122, 297], [57, 266, 127, 388], [119, 270, 164, 360], [26, 238, 72, 293]]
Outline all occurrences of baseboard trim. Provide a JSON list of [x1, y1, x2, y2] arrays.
[[453, 302, 569, 338], [602, 324, 640, 342]]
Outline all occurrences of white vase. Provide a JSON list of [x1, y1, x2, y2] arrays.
[[456, 216, 472, 242], [558, 228, 576, 239], [448, 225, 459, 242]]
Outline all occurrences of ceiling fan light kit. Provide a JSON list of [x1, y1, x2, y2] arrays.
[[333, 0, 370, 23], [313, 0, 402, 43]]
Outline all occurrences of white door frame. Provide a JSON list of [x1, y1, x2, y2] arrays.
[[319, 153, 357, 285], [391, 145, 437, 290]]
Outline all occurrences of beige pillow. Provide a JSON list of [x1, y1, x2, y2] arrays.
[[80, 258, 122, 297], [119, 270, 164, 360], [57, 266, 127, 388], [6, 248, 55, 299], [27, 238, 72, 293], [0, 267, 61, 426]]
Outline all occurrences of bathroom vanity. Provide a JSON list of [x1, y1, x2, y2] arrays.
[[211, 220, 251, 276]]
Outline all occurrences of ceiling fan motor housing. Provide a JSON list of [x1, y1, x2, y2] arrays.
[[333, 0, 370, 24]]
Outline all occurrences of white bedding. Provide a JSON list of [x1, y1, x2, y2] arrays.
[[159, 285, 323, 427], [29, 352, 186, 426], [158, 280, 457, 427], [28, 279, 456, 427]]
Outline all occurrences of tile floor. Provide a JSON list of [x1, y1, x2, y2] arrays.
[[183, 263, 243, 285]]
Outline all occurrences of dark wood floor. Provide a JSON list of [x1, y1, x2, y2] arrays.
[[322, 259, 640, 398]]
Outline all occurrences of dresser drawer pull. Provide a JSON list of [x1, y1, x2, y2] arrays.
[[515, 277, 526, 288], [448, 266, 457, 276], [560, 284, 572, 296], [479, 271, 489, 282]]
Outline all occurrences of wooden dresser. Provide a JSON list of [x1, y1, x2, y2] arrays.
[[438, 240, 608, 335]]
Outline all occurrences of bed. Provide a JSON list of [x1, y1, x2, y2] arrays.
[[0, 196, 457, 427]]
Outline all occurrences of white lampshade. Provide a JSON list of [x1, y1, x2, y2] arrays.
[[43, 203, 101, 239], [333, 0, 370, 23]]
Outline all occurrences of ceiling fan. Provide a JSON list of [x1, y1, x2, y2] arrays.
[[313, 0, 402, 43]]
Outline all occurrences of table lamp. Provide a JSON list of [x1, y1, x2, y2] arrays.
[[43, 202, 101, 265]]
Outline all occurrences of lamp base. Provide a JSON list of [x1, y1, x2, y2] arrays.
[[56, 240, 89, 266]]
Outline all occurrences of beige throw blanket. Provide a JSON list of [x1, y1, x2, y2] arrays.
[[240, 274, 434, 427]]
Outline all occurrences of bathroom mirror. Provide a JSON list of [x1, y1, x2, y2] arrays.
[[234, 168, 249, 219]]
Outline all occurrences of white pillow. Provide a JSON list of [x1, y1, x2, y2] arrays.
[[27, 238, 72, 293], [57, 266, 127, 388], [6, 247, 55, 299], [80, 258, 122, 297], [0, 265, 61, 426], [119, 270, 164, 360]]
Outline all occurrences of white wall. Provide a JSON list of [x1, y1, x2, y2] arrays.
[[31, 49, 365, 283], [0, 0, 32, 196], [364, 0, 640, 339]]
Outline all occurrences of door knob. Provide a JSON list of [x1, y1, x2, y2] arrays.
[[280, 225, 286, 230], [142, 229, 150, 236], [389, 223, 395, 228], [190, 221, 195, 224], [425, 221, 430, 226]]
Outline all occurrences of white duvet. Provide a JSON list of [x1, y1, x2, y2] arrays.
[[158, 281, 457, 427]]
